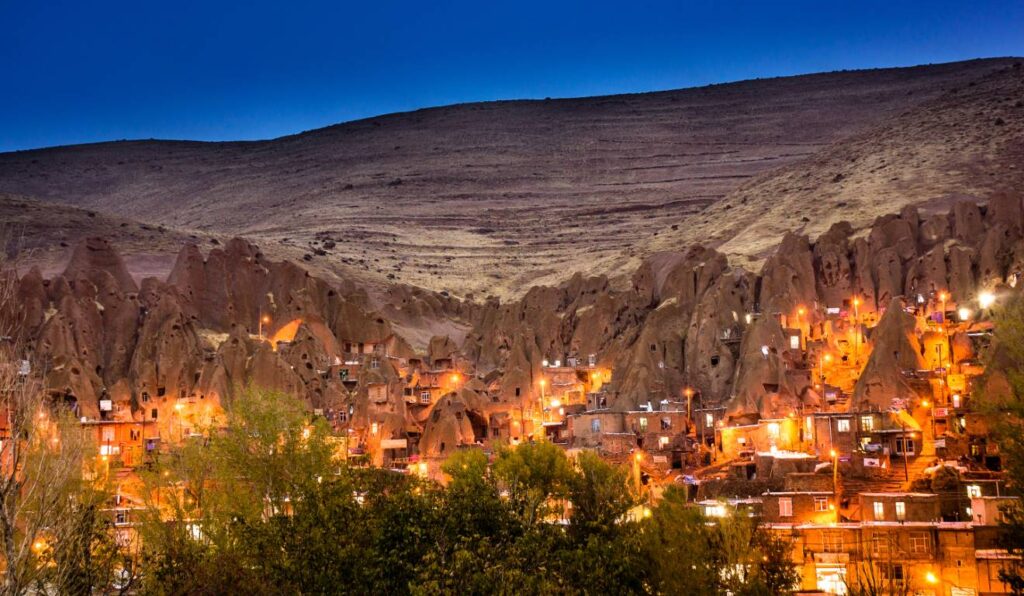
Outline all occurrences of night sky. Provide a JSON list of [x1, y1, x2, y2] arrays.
[[2, 0, 1022, 152]]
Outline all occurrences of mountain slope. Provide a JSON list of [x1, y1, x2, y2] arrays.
[[0, 58, 1018, 298], [649, 61, 1024, 266]]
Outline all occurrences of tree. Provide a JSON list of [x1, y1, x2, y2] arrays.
[[492, 441, 572, 525], [642, 486, 719, 595], [978, 293, 1024, 593], [136, 387, 338, 593], [0, 231, 130, 595], [567, 450, 635, 539]]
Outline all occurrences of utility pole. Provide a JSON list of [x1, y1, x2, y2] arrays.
[[831, 449, 840, 523], [901, 419, 909, 481]]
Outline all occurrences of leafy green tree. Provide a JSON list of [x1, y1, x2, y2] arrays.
[[567, 450, 635, 539], [492, 441, 572, 525], [978, 294, 1024, 593], [642, 486, 719, 595]]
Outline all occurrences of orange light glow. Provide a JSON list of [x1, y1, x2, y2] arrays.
[[634, 453, 642, 462], [539, 379, 546, 387], [938, 291, 949, 302], [852, 297, 861, 308], [268, 319, 302, 348], [797, 306, 806, 316], [451, 373, 460, 383], [830, 449, 837, 458], [261, 315, 271, 324]]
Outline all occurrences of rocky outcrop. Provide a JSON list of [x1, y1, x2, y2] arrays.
[[14, 192, 1024, 455]]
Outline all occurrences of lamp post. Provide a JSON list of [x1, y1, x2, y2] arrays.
[[831, 448, 840, 523], [539, 378, 547, 426], [819, 353, 832, 387], [684, 387, 694, 423], [258, 311, 271, 340], [632, 451, 643, 496], [900, 419, 910, 482], [852, 297, 861, 364]]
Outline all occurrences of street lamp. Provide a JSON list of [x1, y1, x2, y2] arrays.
[[830, 449, 840, 523], [852, 297, 861, 363], [539, 379, 547, 424], [979, 291, 996, 311], [258, 312, 271, 340]]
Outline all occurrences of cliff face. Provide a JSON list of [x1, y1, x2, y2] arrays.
[[7, 193, 1023, 448]]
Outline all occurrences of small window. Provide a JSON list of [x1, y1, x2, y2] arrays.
[[836, 419, 850, 433], [789, 335, 800, 350], [909, 531, 929, 554], [115, 510, 128, 525], [880, 564, 904, 583], [895, 501, 906, 521], [860, 416, 874, 431], [370, 359, 380, 370], [420, 391, 431, 404], [151, 408, 158, 420], [705, 413, 714, 428], [710, 355, 720, 367], [591, 419, 601, 433], [638, 417, 648, 432], [873, 501, 884, 521], [778, 497, 793, 517], [823, 530, 843, 553], [966, 485, 982, 498], [141, 392, 150, 403], [872, 534, 890, 556], [814, 496, 829, 512], [515, 387, 521, 397]]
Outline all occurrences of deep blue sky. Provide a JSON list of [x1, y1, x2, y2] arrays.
[[2, 0, 1022, 152]]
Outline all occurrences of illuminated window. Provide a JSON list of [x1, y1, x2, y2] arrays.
[[779, 497, 793, 517], [836, 419, 850, 433], [790, 335, 800, 350], [591, 419, 601, 433], [873, 501, 884, 521], [419, 391, 431, 404], [860, 416, 874, 431], [767, 422, 780, 438], [966, 485, 982, 498], [705, 413, 714, 428], [805, 416, 814, 437], [895, 501, 906, 521], [638, 417, 648, 432], [814, 496, 829, 512], [952, 394, 961, 408]]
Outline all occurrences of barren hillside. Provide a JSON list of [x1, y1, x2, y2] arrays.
[[1, 58, 1018, 298], [649, 61, 1024, 267]]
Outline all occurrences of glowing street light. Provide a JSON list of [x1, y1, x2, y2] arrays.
[[979, 291, 996, 310], [925, 571, 938, 585], [958, 307, 971, 322]]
